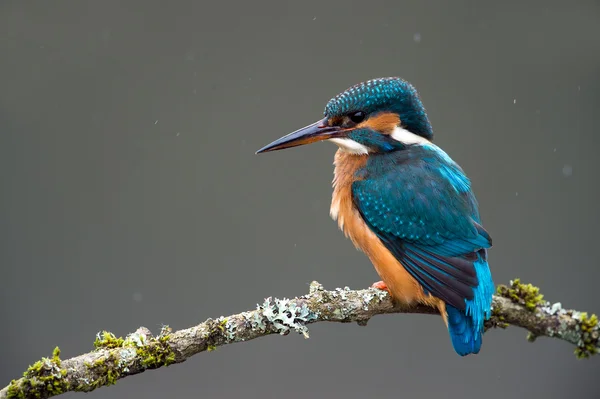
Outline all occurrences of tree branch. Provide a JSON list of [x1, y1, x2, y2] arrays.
[[2, 279, 598, 399]]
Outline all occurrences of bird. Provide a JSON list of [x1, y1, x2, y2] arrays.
[[256, 77, 494, 356]]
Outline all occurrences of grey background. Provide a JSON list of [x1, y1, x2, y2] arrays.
[[1, 1, 599, 398]]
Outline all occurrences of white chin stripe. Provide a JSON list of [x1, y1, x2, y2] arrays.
[[390, 126, 430, 145], [328, 138, 369, 155]]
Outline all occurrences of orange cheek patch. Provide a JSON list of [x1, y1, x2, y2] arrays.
[[358, 112, 401, 135]]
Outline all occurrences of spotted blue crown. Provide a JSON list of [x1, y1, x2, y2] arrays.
[[324, 77, 434, 140]]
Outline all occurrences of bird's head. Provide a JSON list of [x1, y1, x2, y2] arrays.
[[256, 77, 433, 155]]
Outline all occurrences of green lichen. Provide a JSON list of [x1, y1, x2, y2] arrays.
[[51, 347, 61, 366], [5, 327, 179, 397], [573, 312, 599, 359], [78, 327, 176, 393], [137, 334, 176, 368], [77, 348, 135, 392], [84, 353, 121, 388], [6, 382, 22, 399], [497, 278, 545, 311], [6, 347, 69, 399], [216, 317, 228, 332], [490, 304, 509, 329], [93, 331, 125, 349]]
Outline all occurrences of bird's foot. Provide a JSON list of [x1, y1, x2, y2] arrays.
[[371, 280, 390, 293]]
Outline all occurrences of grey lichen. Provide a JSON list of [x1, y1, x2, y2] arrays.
[[223, 318, 238, 341], [243, 310, 267, 333], [534, 301, 600, 358], [122, 329, 147, 347], [259, 297, 318, 338], [308, 281, 324, 294], [333, 286, 351, 300], [361, 288, 389, 311], [542, 302, 565, 316], [117, 348, 137, 373]]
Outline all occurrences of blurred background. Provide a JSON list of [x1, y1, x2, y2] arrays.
[[1, 0, 599, 398]]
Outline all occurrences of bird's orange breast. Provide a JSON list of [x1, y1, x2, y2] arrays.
[[330, 150, 445, 313]]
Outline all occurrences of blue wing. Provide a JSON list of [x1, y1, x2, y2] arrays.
[[352, 146, 492, 312]]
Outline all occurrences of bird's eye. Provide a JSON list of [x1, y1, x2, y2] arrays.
[[349, 111, 366, 124]]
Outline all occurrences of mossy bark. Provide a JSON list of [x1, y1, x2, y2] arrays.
[[2, 280, 598, 399]]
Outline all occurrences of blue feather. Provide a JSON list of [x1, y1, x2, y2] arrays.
[[446, 305, 481, 355], [465, 251, 494, 333], [352, 144, 495, 355], [447, 253, 494, 356], [422, 144, 471, 194]]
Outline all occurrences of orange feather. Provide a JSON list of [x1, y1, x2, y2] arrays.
[[357, 112, 401, 135], [330, 150, 448, 324]]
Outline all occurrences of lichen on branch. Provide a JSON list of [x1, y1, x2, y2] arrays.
[[2, 280, 598, 399]]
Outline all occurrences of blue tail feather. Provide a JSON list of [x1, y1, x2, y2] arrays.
[[446, 253, 494, 356], [447, 305, 482, 356]]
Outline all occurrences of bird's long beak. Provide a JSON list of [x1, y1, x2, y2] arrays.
[[256, 118, 345, 154]]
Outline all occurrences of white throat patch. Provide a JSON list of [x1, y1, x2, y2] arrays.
[[328, 138, 370, 155], [390, 126, 431, 145]]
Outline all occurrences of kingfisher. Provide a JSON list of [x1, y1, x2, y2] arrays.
[[256, 77, 494, 356]]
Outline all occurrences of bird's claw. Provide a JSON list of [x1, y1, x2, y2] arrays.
[[371, 280, 390, 293]]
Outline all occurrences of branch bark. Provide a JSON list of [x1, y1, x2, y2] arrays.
[[2, 280, 598, 399]]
